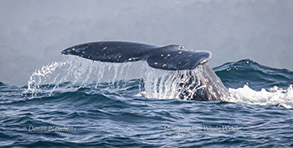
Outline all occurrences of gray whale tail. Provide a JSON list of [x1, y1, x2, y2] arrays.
[[61, 41, 211, 70], [61, 41, 229, 101]]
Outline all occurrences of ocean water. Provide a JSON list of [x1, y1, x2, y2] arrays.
[[0, 58, 293, 147]]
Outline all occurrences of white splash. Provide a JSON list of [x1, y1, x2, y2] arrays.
[[27, 61, 65, 94], [142, 67, 204, 100], [26, 56, 144, 96], [143, 68, 179, 99], [26, 56, 293, 109], [227, 85, 293, 108]]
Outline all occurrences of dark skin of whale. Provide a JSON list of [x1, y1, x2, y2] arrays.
[[61, 41, 229, 101]]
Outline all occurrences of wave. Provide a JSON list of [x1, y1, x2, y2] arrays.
[[214, 59, 293, 90], [213, 59, 293, 108]]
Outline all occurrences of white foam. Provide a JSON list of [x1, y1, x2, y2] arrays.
[[227, 85, 293, 109]]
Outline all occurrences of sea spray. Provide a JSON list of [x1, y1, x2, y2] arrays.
[[26, 56, 205, 99]]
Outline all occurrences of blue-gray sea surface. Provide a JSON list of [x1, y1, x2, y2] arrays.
[[0, 59, 293, 147]]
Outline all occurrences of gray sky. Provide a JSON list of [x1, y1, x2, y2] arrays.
[[1, 0, 293, 86]]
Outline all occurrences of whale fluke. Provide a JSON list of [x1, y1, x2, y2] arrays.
[[61, 41, 229, 101], [61, 41, 211, 70]]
